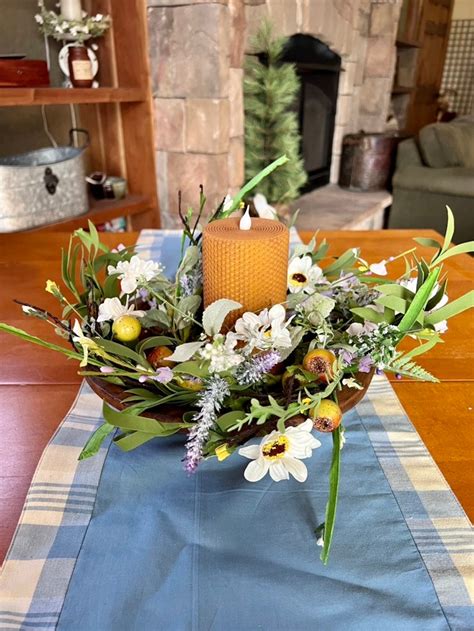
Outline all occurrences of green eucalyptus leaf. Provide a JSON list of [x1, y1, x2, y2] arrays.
[[375, 294, 408, 314], [136, 336, 175, 355], [175, 295, 202, 329], [172, 360, 209, 377], [202, 299, 242, 336], [216, 410, 246, 433], [168, 341, 204, 362]]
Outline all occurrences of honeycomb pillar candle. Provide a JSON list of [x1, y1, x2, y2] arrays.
[[202, 214, 289, 328]]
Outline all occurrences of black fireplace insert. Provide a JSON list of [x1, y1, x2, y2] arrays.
[[281, 34, 341, 192]]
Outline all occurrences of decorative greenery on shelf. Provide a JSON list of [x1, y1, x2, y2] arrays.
[[244, 21, 307, 206], [1, 157, 473, 564], [35, 0, 111, 42]]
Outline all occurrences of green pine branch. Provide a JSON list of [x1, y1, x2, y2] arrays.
[[244, 20, 307, 205]]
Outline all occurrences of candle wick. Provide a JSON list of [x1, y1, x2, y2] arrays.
[[239, 206, 252, 231]]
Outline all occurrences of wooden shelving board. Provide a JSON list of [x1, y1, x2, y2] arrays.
[[27, 194, 152, 233], [0, 87, 147, 107]]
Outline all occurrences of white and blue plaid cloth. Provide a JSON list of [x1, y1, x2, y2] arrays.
[[0, 230, 472, 630]]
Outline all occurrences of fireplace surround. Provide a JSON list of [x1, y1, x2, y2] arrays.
[[148, 0, 402, 227]]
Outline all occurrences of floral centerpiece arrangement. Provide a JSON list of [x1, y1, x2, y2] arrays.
[[35, 1, 111, 43], [1, 158, 472, 563]]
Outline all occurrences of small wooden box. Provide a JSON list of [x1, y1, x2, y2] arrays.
[[0, 60, 50, 87]]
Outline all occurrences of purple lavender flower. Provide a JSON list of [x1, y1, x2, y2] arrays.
[[139, 288, 149, 300], [235, 350, 281, 386], [338, 349, 356, 367], [358, 355, 374, 373], [184, 376, 230, 473], [180, 266, 203, 298]]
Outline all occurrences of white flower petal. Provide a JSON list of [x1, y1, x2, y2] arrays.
[[283, 457, 308, 482], [244, 458, 269, 482], [238, 444, 261, 460], [269, 462, 289, 482]]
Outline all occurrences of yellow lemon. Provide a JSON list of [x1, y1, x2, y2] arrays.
[[112, 315, 142, 343]]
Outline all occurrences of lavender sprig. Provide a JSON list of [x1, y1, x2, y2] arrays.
[[184, 375, 230, 473], [235, 350, 281, 386]]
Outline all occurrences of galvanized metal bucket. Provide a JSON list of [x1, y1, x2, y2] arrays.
[[0, 128, 89, 232]]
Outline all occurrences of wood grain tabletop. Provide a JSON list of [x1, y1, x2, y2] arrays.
[[0, 229, 472, 563]]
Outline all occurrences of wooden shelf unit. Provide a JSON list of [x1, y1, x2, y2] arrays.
[[26, 195, 153, 233], [0, 0, 160, 232], [0, 87, 147, 107]]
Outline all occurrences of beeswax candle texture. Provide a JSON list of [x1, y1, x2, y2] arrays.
[[203, 218, 289, 327]]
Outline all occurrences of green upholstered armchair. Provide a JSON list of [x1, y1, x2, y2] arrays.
[[389, 118, 474, 242]]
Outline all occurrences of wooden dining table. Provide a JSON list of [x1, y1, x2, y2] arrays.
[[0, 228, 473, 564]]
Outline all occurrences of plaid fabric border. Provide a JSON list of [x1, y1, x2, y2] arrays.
[[356, 376, 473, 629], [1, 230, 472, 630], [0, 383, 107, 630]]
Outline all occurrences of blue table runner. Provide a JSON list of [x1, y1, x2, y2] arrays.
[[0, 230, 472, 630]]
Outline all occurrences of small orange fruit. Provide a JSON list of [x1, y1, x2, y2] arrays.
[[302, 349, 336, 383], [311, 400, 342, 433], [147, 345, 175, 369]]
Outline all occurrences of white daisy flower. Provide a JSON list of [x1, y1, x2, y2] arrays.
[[238, 419, 321, 483], [234, 304, 292, 350], [287, 256, 323, 294], [107, 255, 163, 295], [97, 297, 146, 323]]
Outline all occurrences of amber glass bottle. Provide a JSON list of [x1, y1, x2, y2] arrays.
[[68, 45, 93, 88]]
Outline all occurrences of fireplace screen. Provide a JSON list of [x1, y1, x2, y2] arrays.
[[281, 35, 341, 191]]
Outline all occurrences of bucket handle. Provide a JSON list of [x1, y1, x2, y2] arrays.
[[69, 128, 90, 149]]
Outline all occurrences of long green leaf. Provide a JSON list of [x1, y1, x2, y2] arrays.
[[136, 335, 175, 355], [433, 241, 474, 265], [413, 237, 442, 250], [323, 249, 357, 276], [441, 205, 454, 255], [425, 291, 474, 325], [222, 155, 289, 216], [0, 323, 81, 359], [398, 268, 439, 333], [113, 431, 158, 451], [103, 403, 190, 435], [403, 334, 443, 359], [321, 426, 341, 564], [95, 338, 151, 367], [78, 422, 114, 460]]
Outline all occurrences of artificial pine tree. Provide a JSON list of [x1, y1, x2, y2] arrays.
[[244, 21, 307, 206]]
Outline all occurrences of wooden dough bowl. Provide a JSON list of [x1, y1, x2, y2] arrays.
[[86, 370, 374, 429]]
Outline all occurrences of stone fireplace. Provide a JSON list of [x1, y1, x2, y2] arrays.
[[147, 0, 402, 228]]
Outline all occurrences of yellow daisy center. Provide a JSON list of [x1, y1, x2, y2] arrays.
[[289, 272, 308, 287], [262, 435, 289, 461]]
